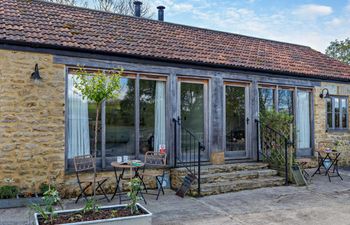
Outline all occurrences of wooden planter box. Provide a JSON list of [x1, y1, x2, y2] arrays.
[[34, 204, 152, 225], [0, 196, 44, 209]]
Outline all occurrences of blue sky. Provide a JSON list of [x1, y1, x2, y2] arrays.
[[145, 0, 350, 52]]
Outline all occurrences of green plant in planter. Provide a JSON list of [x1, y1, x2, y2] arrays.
[[0, 178, 18, 199], [39, 183, 56, 194], [82, 198, 99, 214], [31, 186, 63, 224], [0, 185, 18, 199], [127, 178, 142, 215]]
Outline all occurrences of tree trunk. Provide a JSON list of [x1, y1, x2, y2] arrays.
[[93, 102, 100, 207]]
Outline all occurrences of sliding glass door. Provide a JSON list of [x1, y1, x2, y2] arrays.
[[178, 79, 208, 161], [225, 84, 249, 159]]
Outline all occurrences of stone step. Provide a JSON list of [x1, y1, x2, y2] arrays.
[[195, 169, 278, 184], [191, 176, 285, 196], [172, 162, 270, 176]]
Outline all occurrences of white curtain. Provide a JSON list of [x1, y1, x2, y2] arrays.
[[67, 74, 90, 158], [297, 91, 310, 149], [154, 81, 166, 152]]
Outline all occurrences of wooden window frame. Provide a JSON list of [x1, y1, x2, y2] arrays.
[[326, 95, 349, 131], [65, 69, 168, 171]]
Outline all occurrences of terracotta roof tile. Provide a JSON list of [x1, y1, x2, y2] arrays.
[[1, 0, 350, 80]]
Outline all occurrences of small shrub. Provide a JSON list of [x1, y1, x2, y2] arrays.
[[39, 183, 50, 195], [259, 109, 294, 138], [82, 198, 99, 214], [127, 178, 142, 215], [0, 185, 19, 199], [31, 186, 63, 224]]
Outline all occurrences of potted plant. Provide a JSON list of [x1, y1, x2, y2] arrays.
[[0, 178, 44, 209], [33, 178, 152, 225]]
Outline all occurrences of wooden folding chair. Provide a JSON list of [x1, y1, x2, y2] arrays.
[[73, 155, 110, 203], [139, 151, 167, 200]]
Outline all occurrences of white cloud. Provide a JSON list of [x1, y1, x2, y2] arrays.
[[292, 4, 333, 20], [172, 3, 193, 12], [325, 18, 344, 27]]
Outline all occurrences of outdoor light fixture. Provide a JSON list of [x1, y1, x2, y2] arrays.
[[319, 88, 330, 99], [31, 64, 42, 81]]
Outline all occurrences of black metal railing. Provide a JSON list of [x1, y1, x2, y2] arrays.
[[255, 119, 293, 185], [173, 117, 205, 196]]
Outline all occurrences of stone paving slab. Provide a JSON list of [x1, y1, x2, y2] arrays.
[[1, 169, 350, 225]]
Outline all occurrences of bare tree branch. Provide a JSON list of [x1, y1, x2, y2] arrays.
[[43, 0, 154, 18]]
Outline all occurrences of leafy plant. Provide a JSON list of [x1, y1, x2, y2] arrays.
[[127, 178, 142, 215], [82, 198, 99, 214], [259, 110, 295, 182], [110, 210, 118, 218], [0, 185, 18, 199], [74, 68, 122, 205], [325, 38, 350, 65], [259, 109, 294, 138], [31, 186, 63, 224], [39, 183, 51, 194]]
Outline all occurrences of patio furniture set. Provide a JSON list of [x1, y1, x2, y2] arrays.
[[73, 151, 167, 204], [296, 141, 343, 184]]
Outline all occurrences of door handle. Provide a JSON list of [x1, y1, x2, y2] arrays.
[[246, 118, 250, 124]]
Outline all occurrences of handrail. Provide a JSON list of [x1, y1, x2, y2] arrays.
[[173, 117, 205, 196], [255, 119, 291, 142], [255, 119, 293, 185]]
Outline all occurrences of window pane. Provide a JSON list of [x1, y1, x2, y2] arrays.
[[326, 98, 332, 113], [334, 98, 340, 114], [259, 88, 274, 113], [67, 74, 95, 159], [226, 86, 246, 152], [342, 113, 347, 128], [327, 113, 333, 129], [341, 98, 348, 128], [180, 83, 204, 154], [88, 102, 102, 157], [341, 99, 347, 114], [105, 77, 135, 157], [335, 113, 340, 128], [278, 89, 293, 115], [296, 91, 310, 149], [139, 80, 166, 154]]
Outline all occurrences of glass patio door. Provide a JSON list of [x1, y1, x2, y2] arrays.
[[178, 79, 208, 161], [225, 84, 249, 158]]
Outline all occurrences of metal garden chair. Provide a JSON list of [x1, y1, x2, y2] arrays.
[[139, 151, 167, 200], [73, 154, 110, 203]]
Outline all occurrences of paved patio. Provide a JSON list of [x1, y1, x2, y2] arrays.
[[1, 169, 350, 225]]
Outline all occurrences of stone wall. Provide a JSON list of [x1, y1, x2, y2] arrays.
[[314, 82, 350, 165], [0, 49, 66, 192], [0, 49, 162, 197]]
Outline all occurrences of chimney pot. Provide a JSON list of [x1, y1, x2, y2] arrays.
[[157, 5, 165, 21], [134, 1, 142, 17]]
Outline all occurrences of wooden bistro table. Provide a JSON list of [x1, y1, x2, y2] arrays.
[[110, 161, 146, 204]]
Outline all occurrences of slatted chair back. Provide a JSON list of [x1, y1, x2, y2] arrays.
[[144, 151, 167, 167], [317, 141, 335, 152], [73, 154, 95, 173]]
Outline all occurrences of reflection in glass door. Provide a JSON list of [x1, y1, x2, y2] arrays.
[[225, 84, 248, 158], [179, 81, 207, 160]]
